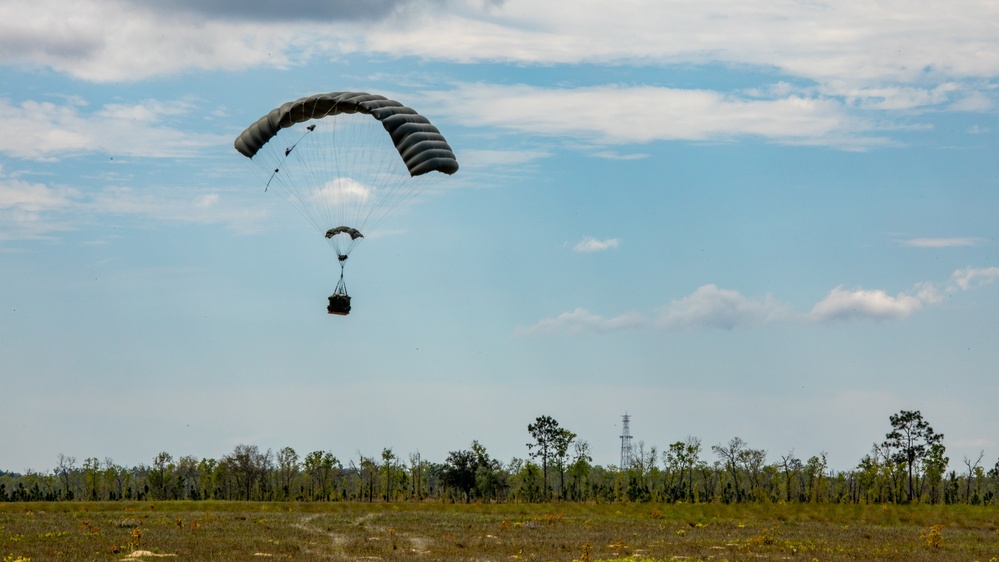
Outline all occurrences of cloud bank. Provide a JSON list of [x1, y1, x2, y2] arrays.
[[4, 0, 999, 93], [0, 172, 267, 240], [4, 1, 996, 156], [0, 98, 227, 161], [518, 267, 999, 335], [434, 83, 886, 149]]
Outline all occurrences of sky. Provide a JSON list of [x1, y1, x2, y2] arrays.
[[2, 0, 998, 475]]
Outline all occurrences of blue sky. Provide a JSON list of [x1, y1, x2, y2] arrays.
[[2, 0, 998, 474]]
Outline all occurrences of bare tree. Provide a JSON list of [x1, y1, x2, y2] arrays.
[[780, 450, 802, 502], [55, 454, 76, 500], [964, 451, 984, 504]]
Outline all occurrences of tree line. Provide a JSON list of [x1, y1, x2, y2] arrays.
[[3, 410, 998, 505]]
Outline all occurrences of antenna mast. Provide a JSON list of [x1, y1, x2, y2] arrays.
[[620, 413, 634, 468]]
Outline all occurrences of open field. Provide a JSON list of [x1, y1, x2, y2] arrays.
[[2, 501, 998, 561]]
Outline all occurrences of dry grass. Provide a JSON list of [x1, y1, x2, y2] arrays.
[[2, 501, 998, 561]]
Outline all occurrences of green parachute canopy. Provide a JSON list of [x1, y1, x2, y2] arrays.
[[234, 91, 459, 176], [234, 91, 458, 262]]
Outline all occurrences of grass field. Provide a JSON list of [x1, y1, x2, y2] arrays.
[[2, 501, 998, 561]]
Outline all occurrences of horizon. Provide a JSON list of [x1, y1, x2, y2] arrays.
[[2, 0, 997, 475]]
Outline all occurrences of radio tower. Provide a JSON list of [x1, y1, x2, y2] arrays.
[[620, 413, 634, 468]]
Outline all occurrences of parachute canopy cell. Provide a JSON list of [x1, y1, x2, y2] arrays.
[[234, 91, 459, 177]]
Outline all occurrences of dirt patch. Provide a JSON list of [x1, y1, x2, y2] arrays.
[[120, 551, 178, 560]]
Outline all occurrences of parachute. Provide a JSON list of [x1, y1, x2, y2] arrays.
[[235, 92, 459, 315]]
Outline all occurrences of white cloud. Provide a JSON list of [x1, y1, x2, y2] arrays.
[[0, 98, 228, 160], [809, 286, 923, 322], [592, 151, 650, 161], [154, 0, 428, 22], [520, 285, 788, 335], [362, 0, 999, 86], [949, 267, 999, 291], [4, 0, 996, 156], [313, 178, 372, 205], [949, 92, 995, 112], [0, 176, 78, 211], [435, 83, 881, 149], [97, 99, 195, 122], [516, 307, 648, 336], [455, 149, 552, 168], [522, 266, 999, 335], [900, 237, 985, 248], [655, 284, 789, 330], [83, 186, 269, 234], [195, 194, 221, 208], [913, 282, 943, 306], [809, 267, 999, 322], [573, 237, 619, 253], [0, 174, 269, 240], [5, 0, 999, 96], [0, 175, 81, 240], [0, 1, 290, 81]]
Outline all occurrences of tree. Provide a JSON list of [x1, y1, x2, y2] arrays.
[[527, 415, 570, 500], [442, 449, 477, 502], [381, 448, 397, 501], [103, 458, 126, 501], [712, 437, 747, 502], [963, 451, 984, 504], [680, 437, 703, 501], [439, 442, 504, 502], [803, 453, 828, 503], [552, 428, 577, 500], [780, 450, 802, 502], [882, 410, 944, 503], [149, 452, 175, 500], [409, 452, 424, 500], [568, 441, 593, 501], [55, 454, 76, 500], [923, 443, 948, 504], [275, 447, 299, 500], [303, 451, 337, 500], [740, 447, 768, 501], [176, 455, 200, 499], [83, 457, 101, 500], [358, 455, 378, 502], [221, 445, 271, 500], [197, 458, 217, 500], [471, 441, 505, 501]]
